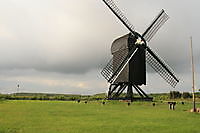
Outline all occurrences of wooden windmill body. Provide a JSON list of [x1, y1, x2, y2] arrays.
[[111, 34, 146, 85]]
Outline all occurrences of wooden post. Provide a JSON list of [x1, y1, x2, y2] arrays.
[[190, 37, 196, 111]]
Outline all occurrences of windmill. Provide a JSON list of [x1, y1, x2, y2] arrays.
[[101, 0, 179, 100]]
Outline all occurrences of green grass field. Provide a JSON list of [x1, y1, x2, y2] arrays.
[[0, 100, 200, 133]]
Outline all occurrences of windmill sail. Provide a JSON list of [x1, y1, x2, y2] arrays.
[[146, 46, 179, 87], [102, 0, 137, 36], [142, 9, 169, 42], [101, 45, 138, 83]]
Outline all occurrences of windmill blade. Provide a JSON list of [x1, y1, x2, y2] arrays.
[[101, 45, 138, 84], [101, 45, 129, 82], [142, 9, 169, 42], [146, 46, 179, 88], [102, 0, 137, 37]]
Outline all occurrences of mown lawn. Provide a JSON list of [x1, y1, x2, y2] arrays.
[[0, 100, 199, 133]]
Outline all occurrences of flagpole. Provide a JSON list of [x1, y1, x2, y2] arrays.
[[190, 36, 196, 111]]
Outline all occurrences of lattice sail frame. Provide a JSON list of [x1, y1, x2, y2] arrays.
[[102, 0, 135, 33], [101, 44, 138, 83], [142, 9, 169, 42], [146, 46, 179, 87]]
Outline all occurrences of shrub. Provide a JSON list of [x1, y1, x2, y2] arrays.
[[170, 91, 181, 99], [182, 92, 191, 99]]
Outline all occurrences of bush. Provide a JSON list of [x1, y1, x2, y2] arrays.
[[182, 92, 191, 99], [170, 91, 181, 99]]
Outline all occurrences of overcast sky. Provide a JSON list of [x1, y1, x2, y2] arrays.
[[0, 0, 199, 94]]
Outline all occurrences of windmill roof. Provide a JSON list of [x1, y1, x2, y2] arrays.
[[111, 34, 129, 54]]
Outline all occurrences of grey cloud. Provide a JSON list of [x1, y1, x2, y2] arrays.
[[0, 0, 200, 94]]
